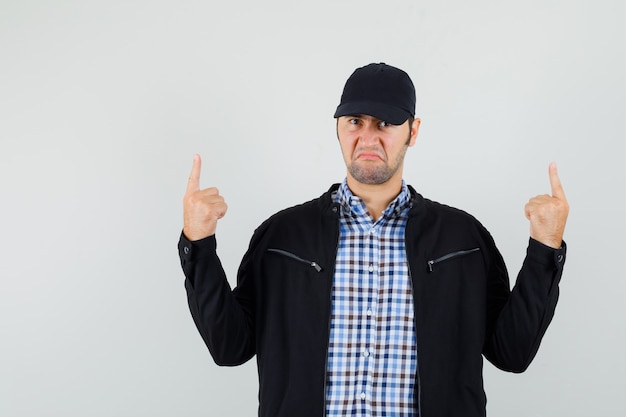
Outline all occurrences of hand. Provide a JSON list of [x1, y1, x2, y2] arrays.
[[183, 154, 228, 241], [525, 162, 569, 249]]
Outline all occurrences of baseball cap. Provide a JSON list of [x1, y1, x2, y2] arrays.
[[334, 63, 416, 125]]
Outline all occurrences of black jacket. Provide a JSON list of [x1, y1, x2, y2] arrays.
[[178, 184, 566, 416]]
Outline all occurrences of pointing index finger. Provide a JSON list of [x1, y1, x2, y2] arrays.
[[549, 161, 566, 199], [187, 154, 201, 193]]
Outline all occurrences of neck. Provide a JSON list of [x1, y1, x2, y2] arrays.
[[346, 174, 403, 221]]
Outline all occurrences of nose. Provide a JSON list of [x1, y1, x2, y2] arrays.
[[358, 122, 381, 146]]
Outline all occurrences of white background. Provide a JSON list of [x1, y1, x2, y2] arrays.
[[1, 0, 624, 416]]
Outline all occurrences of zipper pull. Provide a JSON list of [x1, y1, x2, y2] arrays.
[[427, 260, 435, 272], [311, 262, 322, 272]]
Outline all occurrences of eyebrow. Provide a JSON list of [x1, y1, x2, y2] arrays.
[[343, 114, 394, 124], [344, 114, 377, 120]]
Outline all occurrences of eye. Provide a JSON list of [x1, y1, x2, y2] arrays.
[[378, 120, 391, 128], [349, 118, 360, 125]]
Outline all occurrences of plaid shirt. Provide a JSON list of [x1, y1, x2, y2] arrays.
[[326, 179, 418, 416]]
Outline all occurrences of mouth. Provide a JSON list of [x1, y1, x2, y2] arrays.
[[354, 149, 384, 161]]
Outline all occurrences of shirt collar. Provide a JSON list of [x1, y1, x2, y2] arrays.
[[334, 178, 411, 221]]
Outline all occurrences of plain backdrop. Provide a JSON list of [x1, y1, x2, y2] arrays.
[[1, 0, 625, 416]]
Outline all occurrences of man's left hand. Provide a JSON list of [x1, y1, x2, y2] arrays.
[[525, 162, 570, 249]]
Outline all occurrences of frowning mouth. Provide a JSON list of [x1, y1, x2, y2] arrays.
[[354, 149, 385, 161]]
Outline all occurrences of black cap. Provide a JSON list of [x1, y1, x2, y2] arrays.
[[334, 63, 415, 125]]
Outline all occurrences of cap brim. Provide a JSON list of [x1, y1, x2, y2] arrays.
[[334, 101, 410, 125]]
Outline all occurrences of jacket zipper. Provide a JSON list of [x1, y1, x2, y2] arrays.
[[406, 253, 422, 417], [322, 206, 340, 417], [427, 247, 480, 272], [267, 248, 323, 272], [322, 273, 333, 417]]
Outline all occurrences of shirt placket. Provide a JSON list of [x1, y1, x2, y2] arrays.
[[360, 221, 380, 417]]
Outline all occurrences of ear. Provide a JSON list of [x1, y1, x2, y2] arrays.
[[408, 118, 421, 147]]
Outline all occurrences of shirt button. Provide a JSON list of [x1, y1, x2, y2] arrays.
[[363, 350, 370, 357], [368, 264, 374, 272], [360, 392, 366, 400], [366, 309, 373, 316]]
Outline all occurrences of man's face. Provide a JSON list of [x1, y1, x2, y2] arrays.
[[336, 114, 420, 185]]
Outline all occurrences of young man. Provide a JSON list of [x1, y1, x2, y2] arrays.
[[178, 63, 569, 416]]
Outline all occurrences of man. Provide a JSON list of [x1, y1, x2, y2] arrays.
[[178, 63, 569, 416]]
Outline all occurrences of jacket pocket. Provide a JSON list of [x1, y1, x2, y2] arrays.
[[427, 248, 480, 272], [266, 248, 323, 272]]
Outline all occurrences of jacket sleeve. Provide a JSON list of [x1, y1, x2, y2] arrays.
[[178, 232, 256, 366], [483, 237, 567, 373]]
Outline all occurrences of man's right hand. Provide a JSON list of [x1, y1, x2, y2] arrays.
[[183, 154, 227, 241]]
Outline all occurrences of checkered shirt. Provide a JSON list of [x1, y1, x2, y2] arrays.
[[325, 179, 418, 416]]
